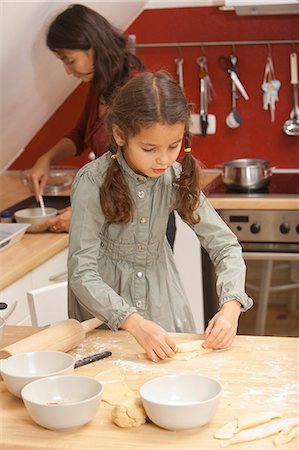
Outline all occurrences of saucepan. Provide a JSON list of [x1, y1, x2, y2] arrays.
[[216, 158, 276, 191]]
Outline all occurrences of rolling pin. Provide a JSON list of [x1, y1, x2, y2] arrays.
[[0, 317, 103, 359]]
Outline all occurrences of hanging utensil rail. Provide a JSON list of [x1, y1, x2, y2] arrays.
[[129, 39, 299, 49]]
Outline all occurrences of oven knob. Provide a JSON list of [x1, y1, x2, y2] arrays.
[[280, 223, 290, 234], [250, 223, 261, 234], [296, 225, 299, 234]]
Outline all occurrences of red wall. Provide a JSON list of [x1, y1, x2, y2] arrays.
[[11, 7, 299, 170]]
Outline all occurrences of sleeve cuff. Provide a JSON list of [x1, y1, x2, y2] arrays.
[[219, 294, 254, 312], [107, 307, 138, 331]]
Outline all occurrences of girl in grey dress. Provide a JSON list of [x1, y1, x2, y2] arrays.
[[68, 71, 253, 362]]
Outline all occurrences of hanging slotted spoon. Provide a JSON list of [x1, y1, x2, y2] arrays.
[[283, 52, 299, 136]]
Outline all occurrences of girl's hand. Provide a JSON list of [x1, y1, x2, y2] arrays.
[[37, 207, 71, 233], [203, 300, 241, 350], [122, 313, 177, 362]]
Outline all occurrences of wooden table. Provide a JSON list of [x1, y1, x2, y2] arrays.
[[1, 326, 298, 450]]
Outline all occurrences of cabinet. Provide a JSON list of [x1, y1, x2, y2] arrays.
[[0, 249, 68, 325]]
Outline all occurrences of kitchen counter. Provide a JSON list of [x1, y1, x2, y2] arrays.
[[1, 326, 298, 450], [0, 171, 298, 290]]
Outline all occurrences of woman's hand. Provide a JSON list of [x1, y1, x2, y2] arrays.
[[36, 207, 71, 233], [26, 155, 51, 201], [122, 313, 177, 362], [203, 300, 241, 350]]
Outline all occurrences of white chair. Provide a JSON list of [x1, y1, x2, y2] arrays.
[[27, 281, 69, 326]]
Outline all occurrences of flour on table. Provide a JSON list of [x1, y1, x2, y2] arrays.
[[95, 366, 132, 405]]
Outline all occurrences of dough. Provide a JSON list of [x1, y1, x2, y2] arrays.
[[95, 367, 133, 405], [219, 417, 298, 447], [111, 394, 147, 428], [214, 411, 282, 439], [138, 340, 213, 361], [274, 424, 299, 447]]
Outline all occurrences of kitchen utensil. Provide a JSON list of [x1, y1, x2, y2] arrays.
[[0, 351, 75, 398], [74, 351, 112, 368], [140, 374, 222, 431], [226, 80, 242, 128], [217, 158, 276, 191], [219, 54, 249, 101], [0, 317, 103, 359], [14, 207, 57, 233], [175, 56, 184, 90], [261, 55, 280, 122], [283, 52, 299, 136], [21, 375, 103, 430], [39, 195, 46, 216], [196, 56, 216, 137]]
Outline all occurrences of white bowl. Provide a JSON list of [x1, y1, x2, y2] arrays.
[[0, 351, 75, 398], [140, 374, 222, 431], [14, 207, 57, 233], [0, 316, 5, 341], [21, 375, 103, 430]]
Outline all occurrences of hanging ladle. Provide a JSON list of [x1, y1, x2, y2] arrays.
[[283, 52, 299, 136], [226, 80, 242, 128]]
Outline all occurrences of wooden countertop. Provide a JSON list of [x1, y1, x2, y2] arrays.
[[1, 326, 298, 450], [0, 173, 69, 290], [0, 171, 298, 290]]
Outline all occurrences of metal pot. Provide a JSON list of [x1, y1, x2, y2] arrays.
[[217, 158, 276, 191]]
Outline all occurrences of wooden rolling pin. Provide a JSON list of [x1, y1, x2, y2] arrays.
[[0, 317, 103, 359]]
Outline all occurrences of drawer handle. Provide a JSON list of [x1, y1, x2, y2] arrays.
[[48, 271, 67, 282]]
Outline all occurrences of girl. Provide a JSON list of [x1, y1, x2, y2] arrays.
[[68, 71, 253, 362]]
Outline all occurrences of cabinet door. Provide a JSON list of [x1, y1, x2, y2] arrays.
[[31, 249, 68, 289], [1, 273, 32, 325]]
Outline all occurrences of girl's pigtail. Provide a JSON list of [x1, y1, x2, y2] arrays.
[[175, 131, 201, 225], [100, 146, 133, 223]]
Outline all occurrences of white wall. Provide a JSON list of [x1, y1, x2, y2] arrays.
[[0, 1, 147, 171]]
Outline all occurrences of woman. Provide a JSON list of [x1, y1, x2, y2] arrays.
[[27, 4, 144, 233]]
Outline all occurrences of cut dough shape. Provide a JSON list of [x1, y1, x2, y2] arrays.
[[214, 411, 282, 439], [112, 394, 147, 428], [138, 340, 213, 361], [274, 424, 299, 447], [219, 417, 298, 447], [95, 366, 133, 405]]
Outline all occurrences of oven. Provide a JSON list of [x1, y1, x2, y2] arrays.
[[203, 171, 299, 335]]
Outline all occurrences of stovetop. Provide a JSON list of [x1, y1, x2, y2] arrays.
[[205, 172, 299, 197]]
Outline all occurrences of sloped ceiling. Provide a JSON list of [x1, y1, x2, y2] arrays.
[[0, 1, 147, 171]]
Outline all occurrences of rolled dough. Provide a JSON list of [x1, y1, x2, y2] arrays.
[[138, 339, 213, 361], [214, 411, 282, 439], [219, 417, 298, 447], [274, 424, 299, 447]]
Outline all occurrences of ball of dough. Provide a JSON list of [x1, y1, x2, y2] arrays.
[[112, 395, 147, 428]]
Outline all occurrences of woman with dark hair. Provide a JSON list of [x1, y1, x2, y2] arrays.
[[27, 4, 144, 232], [68, 71, 253, 362]]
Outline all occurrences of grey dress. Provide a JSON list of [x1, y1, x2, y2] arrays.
[[68, 151, 253, 332]]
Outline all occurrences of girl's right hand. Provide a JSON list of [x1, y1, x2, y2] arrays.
[[122, 313, 177, 362], [26, 155, 51, 201]]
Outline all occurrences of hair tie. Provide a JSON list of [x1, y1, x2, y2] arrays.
[[184, 147, 191, 153], [111, 154, 117, 160]]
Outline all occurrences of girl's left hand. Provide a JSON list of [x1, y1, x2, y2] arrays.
[[203, 300, 241, 350]]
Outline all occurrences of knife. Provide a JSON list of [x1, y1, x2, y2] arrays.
[[74, 351, 112, 368]]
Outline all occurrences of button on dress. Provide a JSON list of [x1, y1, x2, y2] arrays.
[[68, 151, 253, 332]]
